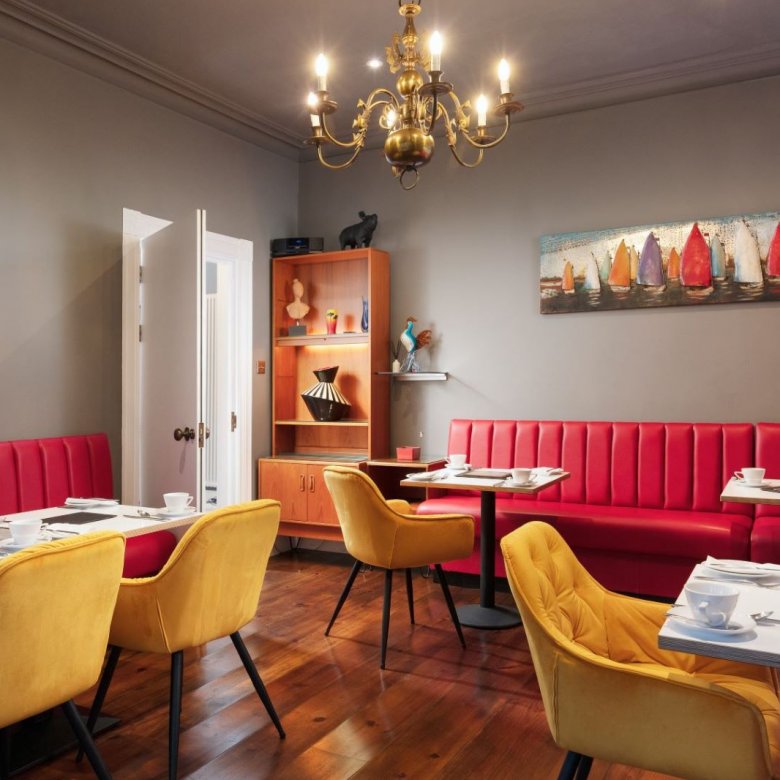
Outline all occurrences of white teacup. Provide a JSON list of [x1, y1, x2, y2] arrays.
[[447, 453, 467, 469], [9, 518, 42, 547], [510, 467, 533, 484], [735, 467, 765, 486], [163, 492, 194, 512], [684, 581, 739, 627]]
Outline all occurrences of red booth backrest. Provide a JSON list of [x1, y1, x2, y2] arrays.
[[447, 420, 754, 516], [0, 434, 113, 514], [756, 423, 780, 519]]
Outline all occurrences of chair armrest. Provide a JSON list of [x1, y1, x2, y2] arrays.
[[387, 499, 414, 514]]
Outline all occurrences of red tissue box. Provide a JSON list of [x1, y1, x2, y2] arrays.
[[396, 446, 421, 461]]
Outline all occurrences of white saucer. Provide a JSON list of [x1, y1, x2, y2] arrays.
[[668, 614, 756, 640], [0, 537, 41, 551], [735, 480, 774, 488], [445, 463, 470, 473], [156, 506, 197, 518], [506, 479, 535, 487]]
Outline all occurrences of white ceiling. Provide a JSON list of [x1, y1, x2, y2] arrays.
[[3, 0, 780, 157]]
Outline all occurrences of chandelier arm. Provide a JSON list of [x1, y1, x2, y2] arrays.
[[422, 91, 441, 136], [319, 114, 364, 149], [315, 141, 365, 170], [447, 141, 485, 169], [457, 114, 511, 150]]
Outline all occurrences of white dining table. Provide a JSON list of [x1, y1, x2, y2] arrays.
[[720, 477, 780, 506], [658, 561, 780, 668], [0, 503, 202, 554]]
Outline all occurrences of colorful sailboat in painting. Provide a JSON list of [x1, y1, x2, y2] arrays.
[[607, 240, 631, 291], [667, 248, 681, 281], [629, 245, 639, 281], [767, 222, 780, 280], [599, 250, 612, 283], [680, 223, 712, 288], [733, 220, 763, 285], [583, 253, 601, 291], [561, 260, 575, 294], [709, 233, 727, 280], [636, 232, 665, 288]]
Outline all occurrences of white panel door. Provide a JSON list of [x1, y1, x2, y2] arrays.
[[139, 210, 205, 508]]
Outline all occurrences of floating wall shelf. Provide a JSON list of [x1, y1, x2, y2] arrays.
[[276, 333, 369, 347], [377, 372, 448, 381]]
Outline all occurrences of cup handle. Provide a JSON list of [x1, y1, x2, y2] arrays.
[[734, 471, 743, 481], [186, 495, 193, 506]]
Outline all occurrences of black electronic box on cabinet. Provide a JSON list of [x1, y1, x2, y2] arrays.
[[270, 237, 324, 257]]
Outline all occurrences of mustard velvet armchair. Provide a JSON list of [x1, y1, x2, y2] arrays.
[[500, 521, 780, 780], [82, 500, 284, 780], [323, 466, 475, 669], [0, 532, 125, 780]]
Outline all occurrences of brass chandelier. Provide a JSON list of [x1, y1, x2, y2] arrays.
[[306, 0, 523, 190]]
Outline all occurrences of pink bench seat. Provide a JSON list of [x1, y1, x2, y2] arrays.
[[0, 434, 175, 577]]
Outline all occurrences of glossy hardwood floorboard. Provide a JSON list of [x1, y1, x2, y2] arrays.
[[28, 550, 673, 780]]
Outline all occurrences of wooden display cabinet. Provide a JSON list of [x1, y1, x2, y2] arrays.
[[258, 248, 390, 540]]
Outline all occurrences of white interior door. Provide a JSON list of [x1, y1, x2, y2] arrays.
[[138, 210, 204, 508]]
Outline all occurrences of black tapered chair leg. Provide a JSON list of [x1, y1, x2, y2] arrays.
[[168, 651, 184, 780], [434, 564, 466, 649], [557, 751, 586, 780], [61, 700, 112, 780], [230, 631, 285, 739], [575, 755, 593, 779], [380, 569, 393, 669], [0, 727, 10, 780], [325, 559, 362, 636], [405, 568, 415, 625], [78, 645, 122, 761]]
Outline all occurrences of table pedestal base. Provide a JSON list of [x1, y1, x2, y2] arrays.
[[457, 603, 521, 630]]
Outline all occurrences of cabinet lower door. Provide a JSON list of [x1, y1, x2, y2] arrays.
[[306, 465, 339, 526], [258, 460, 307, 523]]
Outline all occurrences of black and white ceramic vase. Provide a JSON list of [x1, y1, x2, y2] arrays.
[[301, 366, 351, 422]]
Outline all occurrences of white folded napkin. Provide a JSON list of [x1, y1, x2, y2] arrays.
[[47, 523, 85, 534], [533, 467, 564, 475], [705, 556, 780, 573], [65, 497, 118, 507]]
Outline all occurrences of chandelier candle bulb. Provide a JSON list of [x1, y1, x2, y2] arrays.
[[498, 58, 510, 94], [315, 53, 328, 91], [429, 31, 442, 72], [476, 95, 488, 127]]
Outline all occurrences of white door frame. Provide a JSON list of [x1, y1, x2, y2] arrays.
[[204, 231, 254, 503]]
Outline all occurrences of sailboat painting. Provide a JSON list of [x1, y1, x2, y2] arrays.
[[540, 210, 780, 314]]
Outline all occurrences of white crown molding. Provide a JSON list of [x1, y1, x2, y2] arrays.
[[0, 0, 303, 159]]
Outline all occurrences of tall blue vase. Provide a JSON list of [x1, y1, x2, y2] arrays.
[[361, 297, 369, 333]]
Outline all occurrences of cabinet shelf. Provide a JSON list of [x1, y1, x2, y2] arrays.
[[377, 371, 448, 381], [274, 419, 369, 427], [276, 333, 369, 347]]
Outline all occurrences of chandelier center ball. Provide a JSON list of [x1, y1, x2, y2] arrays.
[[397, 68, 424, 97], [384, 127, 435, 168]]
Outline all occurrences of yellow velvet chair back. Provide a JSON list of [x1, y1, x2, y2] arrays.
[[501, 521, 780, 780], [0, 532, 125, 728], [323, 466, 474, 569], [109, 500, 281, 654]]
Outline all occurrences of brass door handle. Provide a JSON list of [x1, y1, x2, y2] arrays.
[[299, 475, 305, 492], [174, 427, 195, 442], [309, 475, 315, 492]]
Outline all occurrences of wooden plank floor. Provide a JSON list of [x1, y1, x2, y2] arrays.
[[30, 550, 673, 779]]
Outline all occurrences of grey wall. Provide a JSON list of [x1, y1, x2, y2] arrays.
[[0, 38, 298, 478], [299, 76, 780, 457]]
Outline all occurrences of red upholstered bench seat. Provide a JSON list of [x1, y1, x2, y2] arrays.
[[0, 433, 176, 577], [417, 419, 773, 599]]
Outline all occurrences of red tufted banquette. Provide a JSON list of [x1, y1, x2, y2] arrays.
[[417, 420, 778, 599], [0, 433, 176, 577]]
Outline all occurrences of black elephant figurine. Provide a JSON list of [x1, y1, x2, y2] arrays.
[[339, 211, 378, 249]]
